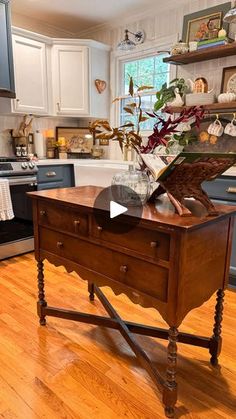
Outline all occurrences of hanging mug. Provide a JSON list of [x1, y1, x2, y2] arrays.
[[224, 118, 236, 136], [207, 119, 224, 137]]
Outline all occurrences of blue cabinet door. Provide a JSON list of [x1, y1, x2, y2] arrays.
[[0, 0, 15, 98], [203, 178, 236, 286], [37, 164, 75, 190]]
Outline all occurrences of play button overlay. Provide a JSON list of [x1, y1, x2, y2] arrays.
[[110, 201, 127, 219], [93, 185, 143, 234]]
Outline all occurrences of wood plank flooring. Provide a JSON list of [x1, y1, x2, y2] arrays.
[[0, 253, 235, 418]]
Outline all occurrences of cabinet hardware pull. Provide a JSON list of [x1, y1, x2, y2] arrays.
[[40, 210, 46, 216], [46, 171, 56, 177], [150, 241, 159, 248], [74, 220, 81, 231], [57, 102, 61, 111], [120, 265, 128, 273], [16, 98, 20, 102], [57, 241, 63, 248], [226, 187, 236, 194], [97, 226, 103, 232]]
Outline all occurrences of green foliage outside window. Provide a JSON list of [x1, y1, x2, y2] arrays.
[[121, 55, 169, 130]]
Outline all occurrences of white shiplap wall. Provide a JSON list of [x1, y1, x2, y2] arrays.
[[0, 116, 85, 156], [79, 0, 236, 97]]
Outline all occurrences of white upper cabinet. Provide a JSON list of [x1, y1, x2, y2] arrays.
[[52, 45, 89, 116], [12, 35, 49, 115], [0, 28, 110, 118], [52, 41, 110, 118]]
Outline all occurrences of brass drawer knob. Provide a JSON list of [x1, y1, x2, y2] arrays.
[[120, 265, 128, 273], [150, 241, 159, 248], [74, 220, 81, 231], [46, 171, 56, 177], [97, 226, 103, 232], [40, 210, 46, 216], [226, 187, 236, 194], [57, 241, 63, 249]]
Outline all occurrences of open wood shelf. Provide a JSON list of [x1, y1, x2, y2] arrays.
[[163, 43, 236, 65], [166, 101, 236, 114]]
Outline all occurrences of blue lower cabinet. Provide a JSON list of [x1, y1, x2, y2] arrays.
[[203, 176, 236, 286], [37, 164, 75, 190]]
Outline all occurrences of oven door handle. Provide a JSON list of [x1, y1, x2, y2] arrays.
[[8, 176, 37, 186]]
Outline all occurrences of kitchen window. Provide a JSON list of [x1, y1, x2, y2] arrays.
[[120, 54, 170, 131]]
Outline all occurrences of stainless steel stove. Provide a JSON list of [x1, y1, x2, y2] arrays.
[[0, 157, 38, 260]]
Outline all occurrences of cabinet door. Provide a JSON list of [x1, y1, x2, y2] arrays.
[[0, 0, 15, 98], [52, 45, 89, 116], [12, 35, 49, 114]]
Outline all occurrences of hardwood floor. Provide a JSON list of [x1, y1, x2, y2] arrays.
[[0, 253, 235, 418]]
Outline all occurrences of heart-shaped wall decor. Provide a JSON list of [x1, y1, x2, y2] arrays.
[[95, 79, 107, 94]]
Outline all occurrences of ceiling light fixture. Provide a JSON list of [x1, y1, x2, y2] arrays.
[[117, 29, 145, 51], [223, 1, 236, 22]]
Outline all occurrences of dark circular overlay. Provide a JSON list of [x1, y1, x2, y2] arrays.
[[93, 185, 143, 234]]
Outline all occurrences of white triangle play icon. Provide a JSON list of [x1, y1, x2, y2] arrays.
[[110, 201, 128, 219]]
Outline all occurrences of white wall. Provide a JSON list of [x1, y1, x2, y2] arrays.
[[0, 114, 85, 156], [79, 0, 236, 97]]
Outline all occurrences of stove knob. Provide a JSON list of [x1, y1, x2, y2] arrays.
[[21, 162, 28, 169], [29, 162, 35, 169]]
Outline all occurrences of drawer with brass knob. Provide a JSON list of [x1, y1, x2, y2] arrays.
[[39, 226, 168, 303], [38, 203, 88, 236], [91, 217, 170, 261]]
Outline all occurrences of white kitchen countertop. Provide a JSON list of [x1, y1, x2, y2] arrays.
[[221, 166, 236, 177], [36, 159, 131, 167], [36, 158, 236, 177]]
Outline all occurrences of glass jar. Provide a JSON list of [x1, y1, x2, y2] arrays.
[[111, 165, 150, 206]]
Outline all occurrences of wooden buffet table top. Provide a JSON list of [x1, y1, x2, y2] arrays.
[[29, 185, 236, 231]]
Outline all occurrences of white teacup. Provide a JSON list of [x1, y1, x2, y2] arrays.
[[224, 120, 236, 136], [207, 120, 224, 137]]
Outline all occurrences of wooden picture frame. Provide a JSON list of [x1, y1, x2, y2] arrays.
[[221, 66, 236, 93], [56, 127, 94, 153], [182, 2, 231, 43]]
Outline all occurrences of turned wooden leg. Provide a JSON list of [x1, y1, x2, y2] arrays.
[[209, 288, 225, 366], [88, 282, 95, 301], [37, 260, 47, 326], [163, 327, 178, 418]]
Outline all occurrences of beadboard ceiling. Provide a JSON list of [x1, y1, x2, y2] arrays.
[[11, 0, 180, 36]]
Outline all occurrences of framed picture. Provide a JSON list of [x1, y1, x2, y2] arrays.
[[56, 127, 94, 153], [182, 2, 231, 43], [221, 66, 236, 93]]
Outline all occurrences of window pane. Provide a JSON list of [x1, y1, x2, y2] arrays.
[[121, 96, 156, 131], [155, 55, 168, 73], [154, 72, 169, 91], [121, 54, 169, 130], [138, 74, 154, 88], [138, 57, 154, 75]]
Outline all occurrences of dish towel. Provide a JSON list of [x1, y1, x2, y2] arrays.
[[0, 179, 14, 221]]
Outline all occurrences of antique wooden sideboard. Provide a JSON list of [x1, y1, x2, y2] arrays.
[[29, 186, 236, 418]]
